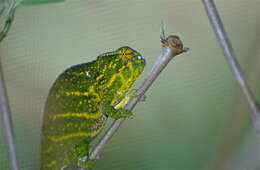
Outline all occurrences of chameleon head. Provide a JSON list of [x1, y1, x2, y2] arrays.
[[97, 46, 145, 100], [99, 46, 145, 100], [115, 46, 145, 77]]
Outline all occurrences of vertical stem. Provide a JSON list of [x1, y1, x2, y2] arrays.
[[0, 1, 17, 43], [202, 0, 260, 169], [201, 0, 260, 133], [0, 60, 20, 170]]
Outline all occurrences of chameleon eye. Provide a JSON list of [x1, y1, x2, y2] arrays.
[[137, 56, 142, 60]]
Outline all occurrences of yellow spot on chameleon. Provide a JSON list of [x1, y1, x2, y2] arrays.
[[112, 63, 117, 69], [127, 61, 133, 67], [114, 96, 130, 109], [46, 146, 53, 153], [79, 72, 85, 75], [96, 74, 103, 81], [88, 86, 101, 101], [108, 62, 113, 69], [65, 91, 84, 96], [47, 160, 57, 168]]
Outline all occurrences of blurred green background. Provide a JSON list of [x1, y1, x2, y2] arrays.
[[0, 0, 260, 169]]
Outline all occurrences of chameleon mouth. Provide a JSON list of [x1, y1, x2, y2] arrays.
[[136, 55, 145, 65], [125, 57, 145, 69], [135, 57, 145, 65]]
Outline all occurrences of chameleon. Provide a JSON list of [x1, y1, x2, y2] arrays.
[[41, 46, 146, 170]]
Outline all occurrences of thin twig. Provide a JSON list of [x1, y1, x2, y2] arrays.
[[202, 1, 260, 169], [0, 1, 20, 169], [0, 61, 20, 170], [0, 0, 19, 42], [201, 0, 260, 133], [89, 28, 189, 161]]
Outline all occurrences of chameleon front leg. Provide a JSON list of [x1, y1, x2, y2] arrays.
[[100, 89, 139, 119], [100, 101, 133, 119], [117, 89, 146, 105]]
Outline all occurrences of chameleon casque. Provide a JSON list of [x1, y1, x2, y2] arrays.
[[41, 46, 145, 170]]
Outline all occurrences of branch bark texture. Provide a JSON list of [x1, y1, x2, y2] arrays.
[[89, 35, 188, 160]]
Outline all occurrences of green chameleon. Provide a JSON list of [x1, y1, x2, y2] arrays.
[[41, 46, 145, 170]]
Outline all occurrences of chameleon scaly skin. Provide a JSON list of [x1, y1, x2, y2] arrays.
[[41, 46, 145, 170]]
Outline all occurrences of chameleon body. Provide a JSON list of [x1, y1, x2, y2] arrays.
[[41, 46, 145, 170]]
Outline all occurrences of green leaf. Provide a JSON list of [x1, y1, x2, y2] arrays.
[[21, 0, 64, 5]]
